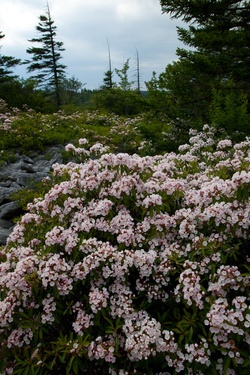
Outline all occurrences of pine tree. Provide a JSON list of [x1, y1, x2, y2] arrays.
[[102, 39, 115, 90], [148, 1, 250, 131], [26, 3, 66, 108], [0, 31, 21, 84], [160, 0, 250, 95]]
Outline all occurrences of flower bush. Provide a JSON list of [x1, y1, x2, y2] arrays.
[[0, 126, 250, 374], [0, 102, 155, 157]]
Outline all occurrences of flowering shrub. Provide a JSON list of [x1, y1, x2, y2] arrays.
[[0, 103, 154, 157], [0, 126, 250, 374]]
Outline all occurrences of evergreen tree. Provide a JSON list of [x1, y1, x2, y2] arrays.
[[149, 0, 250, 131], [0, 31, 21, 84], [161, 0, 250, 93], [26, 3, 66, 108], [102, 39, 115, 90], [102, 70, 114, 90]]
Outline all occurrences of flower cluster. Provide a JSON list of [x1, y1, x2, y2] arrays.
[[0, 125, 249, 374]]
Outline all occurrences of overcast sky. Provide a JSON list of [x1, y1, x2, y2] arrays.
[[1, 0, 186, 90]]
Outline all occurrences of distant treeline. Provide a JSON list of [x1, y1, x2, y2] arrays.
[[0, 0, 249, 140]]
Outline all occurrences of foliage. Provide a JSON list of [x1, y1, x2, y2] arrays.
[[160, 0, 250, 93], [146, 58, 214, 129], [115, 59, 134, 92], [0, 78, 55, 112], [0, 31, 21, 84], [151, 0, 250, 131], [102, 70, 115, 90], [209, 82, 250, 140], [137, 115, 174, 153], [26, 4, 66, 109], [91, 88, 148, 116], [101, 38, 115, 90], [95, 58, 145, 116], [0, 126, 250, 374], [0, 104, 160, 157], [61, 76, 85, 106]]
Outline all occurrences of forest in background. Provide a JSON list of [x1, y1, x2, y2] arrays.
[[0, 0, 249, 144], [1, 2, 250, 374]]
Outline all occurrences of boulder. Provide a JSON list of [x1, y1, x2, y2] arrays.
[[0, 145, 65, 245], [0, 227, 12, 245], [0, 201, 22, 220]]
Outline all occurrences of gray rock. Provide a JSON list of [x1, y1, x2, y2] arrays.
[[0, 185, 20, 204], [0, 180, 13, 187], [22, 156, 34, 164], [17, 173, 36, 187], [32, 160, 52, 174], [20, 161, 35, 173], [0, 173, 10, 183], [0, 227, 12, 245], [0, 201, 21, 220], [0, 186, 11, 204], [0, 144, 65, 245], [0, 218, 13, 229]]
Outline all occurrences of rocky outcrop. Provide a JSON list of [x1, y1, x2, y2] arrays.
[[0, 145, 64, 245]]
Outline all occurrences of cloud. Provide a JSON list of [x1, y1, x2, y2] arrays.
[[0, 0, 185, 89]]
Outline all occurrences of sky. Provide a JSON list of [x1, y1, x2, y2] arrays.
[[0, 0, 186, 90]]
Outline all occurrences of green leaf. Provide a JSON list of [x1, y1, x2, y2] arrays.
[[242, 357, 250, 368], [187, 326, 194, 342], [105, 327, 114, 334], [59, 352, 67, 364], [66, 356, 74, 375], [115, 317, 123, 330], [53, 284, 60, 299], [39, 327, 43, 340], [114, 337, 119, 353], [72, 357, 79, 374], [173, 328, 182, 334], [223, 356, 231, 374], [47, 358, 56, 370]]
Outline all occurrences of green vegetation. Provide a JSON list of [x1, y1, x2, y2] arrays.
[[148, 0, 250, 136], [0, 1, 250, 374], [0, 101, 171, 157], [0, 1, 249, 139], [0, 31, 21, 84], [25, 3, 67, 109], [1, 126, 250, 374]]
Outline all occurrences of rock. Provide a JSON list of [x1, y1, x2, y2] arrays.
[[0, 180, 13, 188], [0, 201, 22, 220], [22, 156, 34, 164], [0, 173, 10, 183], [17, 173, 36, 187], [20, 161, 35, 173], [0, 227, 12, 245], [0, 145, 65, 245], [0, 185, 21, 204], [0, 218, 13, 229], [32, 160, 52, 174]]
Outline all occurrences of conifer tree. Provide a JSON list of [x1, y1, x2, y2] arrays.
[[160, 0, 250, 94], [102, 39, 115, 90], [0, 31, 21, 84], [26, 3, 66, 108], [147, 0, 250, 130]]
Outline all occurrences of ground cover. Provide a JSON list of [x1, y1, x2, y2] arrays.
[[0, 124, 249, 374], [0, 101, 172, 164]]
